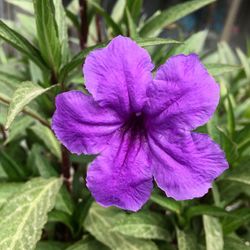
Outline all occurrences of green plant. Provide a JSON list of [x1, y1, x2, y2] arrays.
[[0, 0, 250, 249]]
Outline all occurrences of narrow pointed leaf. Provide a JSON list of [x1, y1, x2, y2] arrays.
[[224, 236, 250, 250], [48, 210, 74, 234], [236, 48, 250, 79], [31, 123, 61, 159], [203, 215, 223, 250], [55, 186, 74, 215], [6, 0, 34, 13], [30, 145, 58, 178], [5, 81, 56, 129], [126, 7, 137, 39], [89, 2, 123, 36], [185, 205, 228, 220], [59, 44, 105, 82], [224, 173, 250, 186], [136, 37, 180, 47], [53, 0, 69, 65], [222, 209, 250, 234], [139, 0, 215, 37], [150, 193, 181, 214], [4, 116, 33, 145], [205, 64, 241, 76], [0, 20, 47, 70], [225, 94, 235, 137], [127, 0, 142, 23], [0, 151, 27, 180], [111, 0, 126, 23], [171, 30, 208, 56], [33, 0, 62, 73]]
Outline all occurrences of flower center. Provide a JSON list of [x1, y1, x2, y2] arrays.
[[124, 112, 145, 134]]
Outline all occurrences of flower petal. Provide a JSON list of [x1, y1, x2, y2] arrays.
[[52, 91, 123, 155], [145, 54, 220, 130], [148, 129, 228, 200], [86, 130, 153, 211], [83, 36, 154, 115]]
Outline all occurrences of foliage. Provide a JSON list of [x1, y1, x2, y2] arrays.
[[0, 0, 250, 249]]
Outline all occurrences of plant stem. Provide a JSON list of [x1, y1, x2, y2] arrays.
[[0, 125, 6, 141], [95, 15, 102, 43], [50, 70, 71, 191], [0, 96, 51, 129], [61, 145, 71, 191], [79, 0, 88, 49]]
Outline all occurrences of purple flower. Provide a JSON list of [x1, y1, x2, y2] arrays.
[[52, 36, 228, 212]]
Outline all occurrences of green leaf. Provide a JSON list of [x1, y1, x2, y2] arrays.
[[0, 150, 27, 180], [73, 196, 93, 230], [223, 172, 250, 186], [0, 72, 20, 100], [30, 144, 58, 178], [15, 13, 36, 41], [4, 116, 33, 145], [0, 105, 7, 125], [150, 193, 181, 214], [218, 42, 238, 65], [203, 215, 223, 250], [66, 238, 109, 250], [185, 205, 228, 220], [139, 0, 215, 37], [222, 209, 250, 234], [136, 37, 180, 47], [176, 228, 197, 250], [111, 0, 126, 23], [89, 2, 123, 36], [84, 203, 158, 250], [235, 124, 250, 155], [111, 211, 170, 241], [171, 30, 208, 56], [5, 81, 56, 129], [224, 236, 250, 250], [65, 9, 80, 31], [33, 0, 62, 73], [126, 7, 138, 39], [0, 20, 47, 70], [59, 44, 105, 82], [127, 0, 142, 23], [207, 123, 238, 164], [225, 93, 236, 137], [48, 210, 74, 234], [6, 0, 34, 13], [55, 186, 74, 215], [29, 60, 44, 84], [220, 176, 250, 206], [53, 0, 69, 65], [0, 178, 62, 250], [36, 241, 68, 250], [205, 64, 241, 76], [236, 48, 250, 79], [31, 123, 61, 159], [0, 182, 23, 208]]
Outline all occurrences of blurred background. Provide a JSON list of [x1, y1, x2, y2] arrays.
[[1, 0, 250, 249], [0, 0, 249, 50]]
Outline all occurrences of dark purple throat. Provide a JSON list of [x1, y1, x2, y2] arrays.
[[123, 112, 146, 135]]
